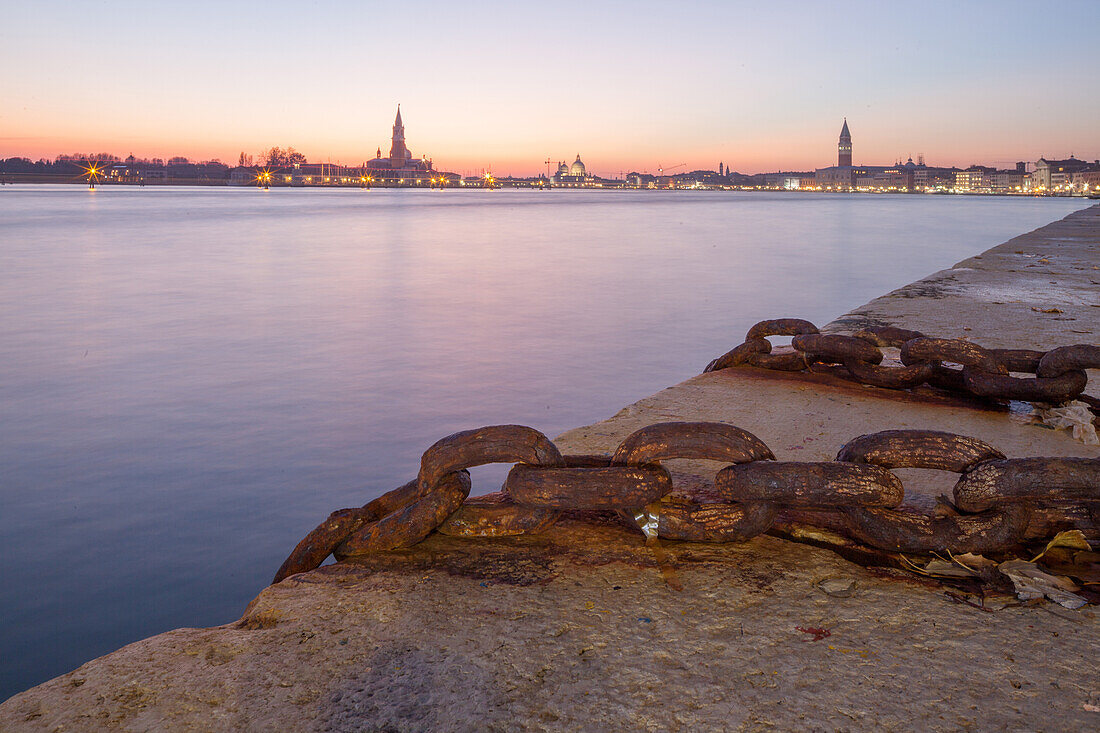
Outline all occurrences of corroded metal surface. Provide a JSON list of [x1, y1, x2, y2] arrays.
[[843, 359, 934, 389], [610, 421, 774, 466], [506, 456, 672, 510], [275, 423, 1100, 582], [436, 491, 559, 538], [746, 317, 819, 340], [418, 424, 565, 493], [334, 472, 471, 559], [954, 457, 1100, 512], [707, 318, 1100, 409], [901, 337, 1006, 373], [835, 429, 1004, 471], [792, 333, 883, 365], [843, 504, 1031, 554], [716, 461, 904, 507], [657, 497, 778, 542], [1037, 344, 1100, 378], [963, 367, 1087, 402]]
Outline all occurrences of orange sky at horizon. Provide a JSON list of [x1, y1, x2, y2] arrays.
[[5, 106, 1094, 178]]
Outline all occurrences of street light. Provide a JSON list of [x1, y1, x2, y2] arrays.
[[81, 162, 103, 189]]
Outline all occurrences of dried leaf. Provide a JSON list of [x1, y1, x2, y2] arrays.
[[1031, 530, 1092, 563], [924, 560, 979, 578], [952, 552, 996, 570], [1030, 306, 1063, 313], [998, 560, 1088, 609]]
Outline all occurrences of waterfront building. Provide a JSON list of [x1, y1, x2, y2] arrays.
[[990, 164, 1027, 193], [1070, 163, 1100, 194], [107, 155, 167, 183], [855, 162, 915, 193], [1031, 156, 1090, 192], [954, 166, 995, 193], [763, 172, 815, 189]]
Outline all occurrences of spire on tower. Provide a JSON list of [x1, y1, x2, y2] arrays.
[[837, 118, 853, 167], [389, 104, 410, 163]]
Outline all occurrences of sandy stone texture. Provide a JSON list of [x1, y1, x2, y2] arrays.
[[4, 523, 1100, 731]]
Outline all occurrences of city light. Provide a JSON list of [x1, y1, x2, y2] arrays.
[[80, 162, 103, 188]]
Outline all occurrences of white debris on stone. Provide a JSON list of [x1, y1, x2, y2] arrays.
[[1030, 401, 1099, 445]]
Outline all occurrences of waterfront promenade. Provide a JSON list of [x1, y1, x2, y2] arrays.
[[2, 205, 1098, 730]]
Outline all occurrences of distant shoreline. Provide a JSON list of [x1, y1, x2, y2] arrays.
[[0, 179, 1092, 198]]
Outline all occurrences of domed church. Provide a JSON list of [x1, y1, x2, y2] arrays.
[[552, 154, 591, 186]]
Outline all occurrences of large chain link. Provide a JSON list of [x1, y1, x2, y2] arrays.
[[704, 319, 1100, 410], [273, 423, 1100, 583]]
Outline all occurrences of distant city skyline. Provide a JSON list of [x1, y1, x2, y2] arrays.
[[2, 1, 1098, 175]]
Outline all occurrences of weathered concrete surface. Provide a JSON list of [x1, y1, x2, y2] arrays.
[[3, 204, 1099, 731], [6, 525, 1100, 731]]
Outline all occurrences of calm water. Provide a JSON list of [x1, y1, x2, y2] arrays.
[[0, 185, 1088, 699]]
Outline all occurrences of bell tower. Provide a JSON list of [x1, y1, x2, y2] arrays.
[[838, 118, 852, 167], [389, 105, 409, 164]]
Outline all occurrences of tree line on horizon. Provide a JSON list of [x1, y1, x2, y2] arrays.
[[1, 145, 314, 175]]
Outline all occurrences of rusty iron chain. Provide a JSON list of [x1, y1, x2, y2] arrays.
[[704, 319, 1100, 409], [273, 422, 1100, 584]]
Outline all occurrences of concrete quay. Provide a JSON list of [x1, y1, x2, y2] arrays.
[[2, 204, 1098, 731]]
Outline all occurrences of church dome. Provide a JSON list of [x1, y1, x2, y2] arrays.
[[557, 162, 569, 175], [570, 155, 586, 177]]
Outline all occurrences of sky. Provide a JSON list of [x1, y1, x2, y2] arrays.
[[1, 0, 1097, 176]]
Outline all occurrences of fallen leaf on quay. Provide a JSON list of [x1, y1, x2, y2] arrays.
[[952, 552, 996, 571], [998, 560, 1088, 610], [1031, 530, 1092, 563], [924, 560, 978, 578], [1030, 307, 1063, 313]]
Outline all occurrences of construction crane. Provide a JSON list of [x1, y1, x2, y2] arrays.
[[657, 162, 686, 175]]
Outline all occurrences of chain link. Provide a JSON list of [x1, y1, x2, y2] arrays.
[[706, 319, 1100, 409], [274, 421, 1100, 583]]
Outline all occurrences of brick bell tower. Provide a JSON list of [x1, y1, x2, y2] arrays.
[[389, 105, 409, 165], [838, 118, 852, 167]]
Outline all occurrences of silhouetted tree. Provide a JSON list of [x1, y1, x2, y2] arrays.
[[261, 146, 308, 166]]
